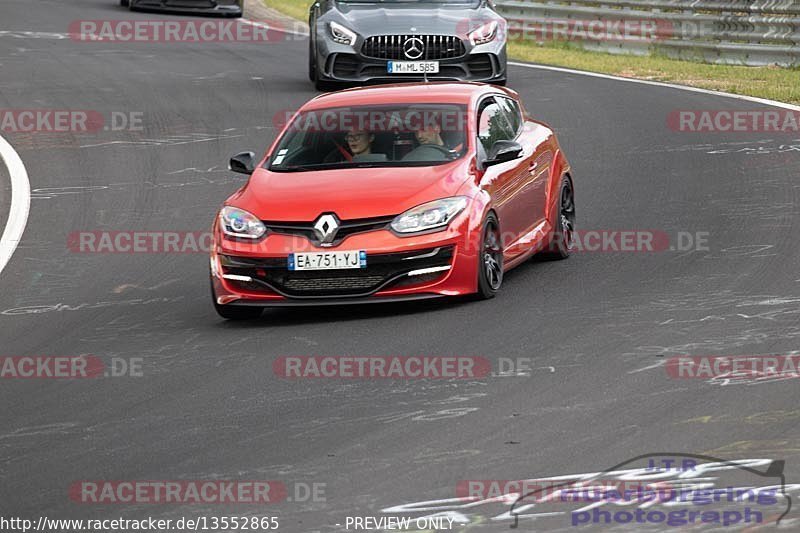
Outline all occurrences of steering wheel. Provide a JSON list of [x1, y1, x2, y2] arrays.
[[403, 143, 453, 162], [426, 144, 454, 157]]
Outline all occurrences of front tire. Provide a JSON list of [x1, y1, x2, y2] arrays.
[[308, 33, 318, 82], [476, 213, 503, 299], [120, 0, 129, 6]]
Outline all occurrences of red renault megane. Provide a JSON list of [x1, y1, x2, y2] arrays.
[[210, 82, 575, 319]]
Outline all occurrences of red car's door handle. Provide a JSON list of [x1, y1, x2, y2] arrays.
[[529, 161, 538, 171]]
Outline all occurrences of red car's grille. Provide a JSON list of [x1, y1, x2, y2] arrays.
[[262, 215, 395, 247], [283, 275, 387, 293], [220, 246, 453, 298]]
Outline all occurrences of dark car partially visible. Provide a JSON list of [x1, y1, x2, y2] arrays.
[[121, 0, 243, 17]]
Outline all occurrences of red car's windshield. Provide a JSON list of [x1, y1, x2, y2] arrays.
[[268, 104, 469, 172]]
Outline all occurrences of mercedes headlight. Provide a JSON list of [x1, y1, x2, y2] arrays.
[[391, 197, 468, 234], [219, 206, 266, 239], [330, 21, 357, 46], [469, 21, 499, 45]]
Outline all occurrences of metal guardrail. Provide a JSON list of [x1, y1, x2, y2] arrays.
[[494, 0, 800, 66]]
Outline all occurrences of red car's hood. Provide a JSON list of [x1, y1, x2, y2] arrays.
[[231, 161, 472, 221]]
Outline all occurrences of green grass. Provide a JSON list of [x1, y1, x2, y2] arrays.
[[264, 0, 800, 105], [263, 0, 310, 23], [509, 40, 800, 105]]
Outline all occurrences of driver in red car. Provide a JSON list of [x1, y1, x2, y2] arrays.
[[404, 114, 464, 161], [414, 122, 446, 147]]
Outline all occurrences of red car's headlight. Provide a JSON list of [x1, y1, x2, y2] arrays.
[[391, 196, 468, 235], [219, 206, 266, 240]]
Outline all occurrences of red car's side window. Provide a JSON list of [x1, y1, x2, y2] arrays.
[[477, 98, 514, 152]]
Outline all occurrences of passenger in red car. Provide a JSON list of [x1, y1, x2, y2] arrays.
[[345, 129, 375, 157], [326, 128, 375, 162]]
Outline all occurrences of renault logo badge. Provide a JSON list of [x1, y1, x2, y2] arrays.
[[313, 213, 340, 244]]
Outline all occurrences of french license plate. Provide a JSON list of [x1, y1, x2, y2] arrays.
[[387, 61, 440, 74], [288, 251, 366, 271]]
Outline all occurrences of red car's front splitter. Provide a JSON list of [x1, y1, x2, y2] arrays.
[[211, 219, 481, 307]]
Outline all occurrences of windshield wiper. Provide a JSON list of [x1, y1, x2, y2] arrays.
[[271, 159, 455, 172], [271, 161, 354, 172]]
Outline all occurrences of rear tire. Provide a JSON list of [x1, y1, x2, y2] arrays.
[[475, 213, 503, 299], [120, 0, 129, 6], [538, 175, 575, 260]]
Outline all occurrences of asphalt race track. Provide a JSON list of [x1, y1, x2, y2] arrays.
[[1, 0, 800, 531]]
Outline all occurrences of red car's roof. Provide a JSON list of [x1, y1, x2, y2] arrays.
[[303, 82, 515, 110]]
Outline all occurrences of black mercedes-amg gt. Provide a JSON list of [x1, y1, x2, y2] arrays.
[[121, 0, 243, 17], [309, 0, 507, 90]]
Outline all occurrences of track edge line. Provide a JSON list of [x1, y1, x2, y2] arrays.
[[0, 134, 31, 276], [508, 61, 800, 112]]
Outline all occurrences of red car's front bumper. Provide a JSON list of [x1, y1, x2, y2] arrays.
[[210, 214, 481, 307]]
